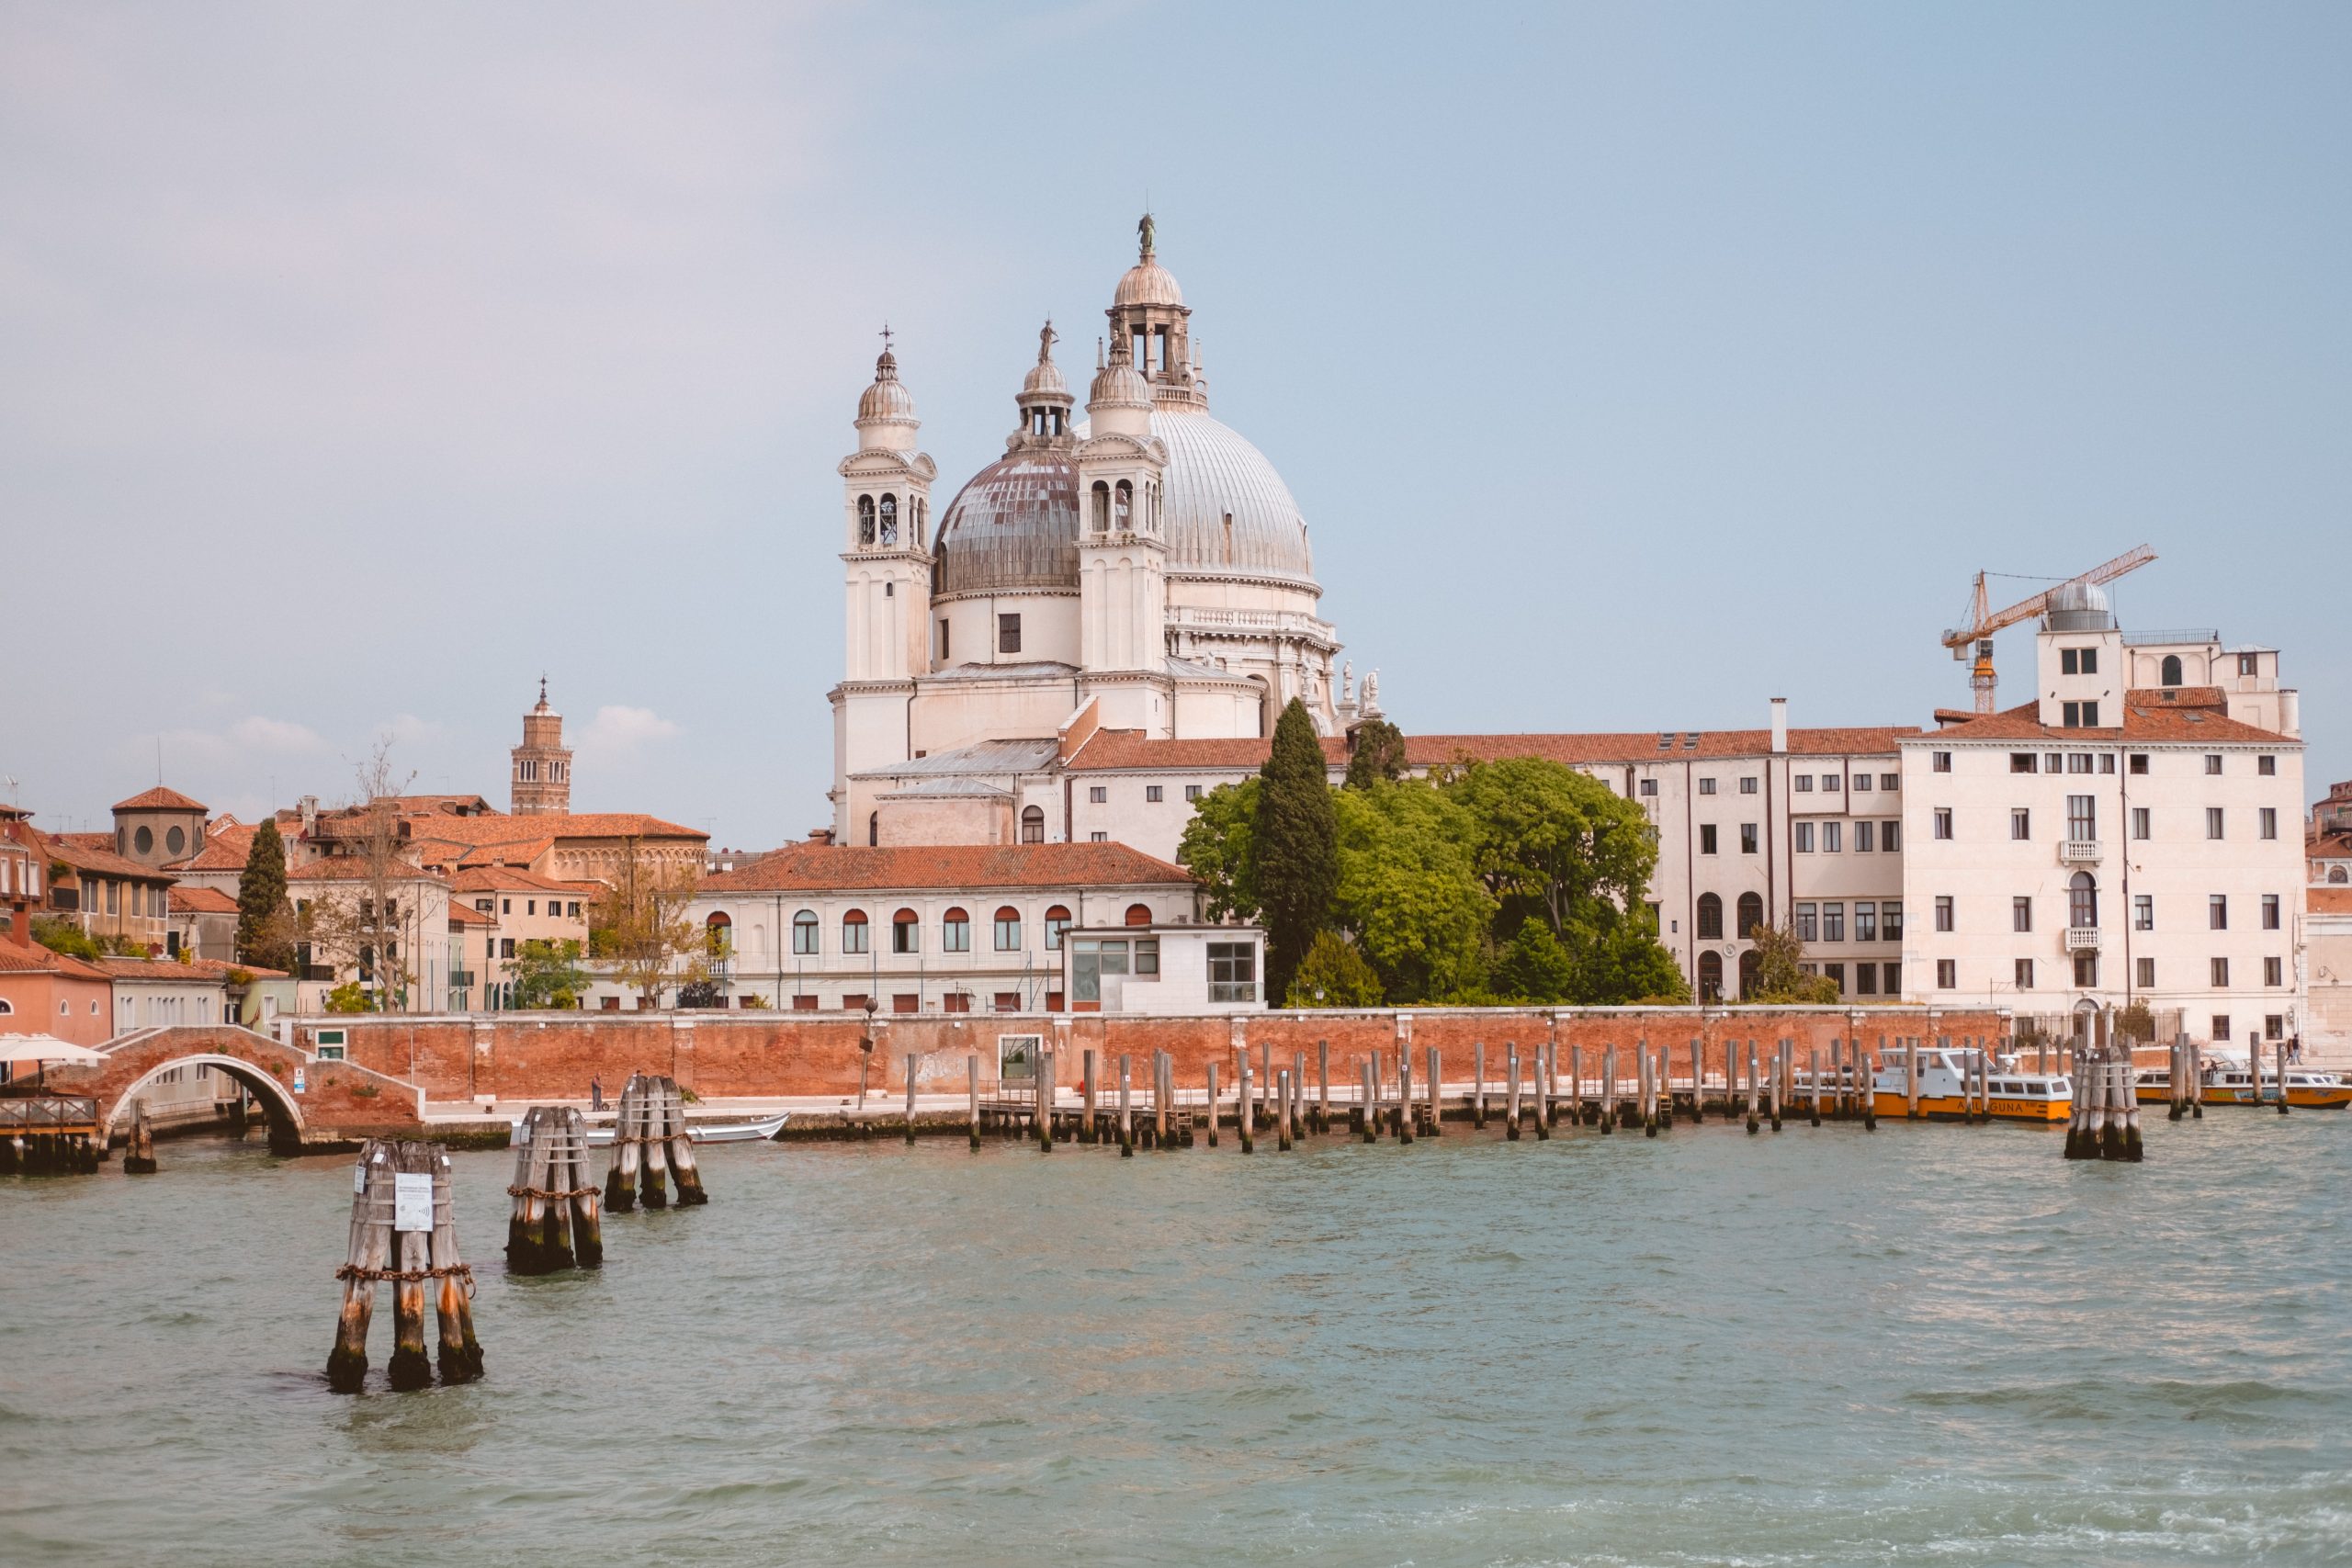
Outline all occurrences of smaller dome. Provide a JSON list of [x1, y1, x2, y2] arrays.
[[1023, 358, 1069, 400], [2045, 579, 2116, 632], [857, 348, 917, 423], [1114, 258, 1184, 309], [1089, 342, 1151, 409], [2050, 581, 2110, 614]]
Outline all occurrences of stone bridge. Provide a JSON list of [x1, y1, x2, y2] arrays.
[[42, 1025, 430, 1155]]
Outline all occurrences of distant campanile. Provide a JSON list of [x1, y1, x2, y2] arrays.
[[511, 678, 572, 815]]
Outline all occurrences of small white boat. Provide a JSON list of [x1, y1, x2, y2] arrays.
[[511, 1111, 790, 1146]]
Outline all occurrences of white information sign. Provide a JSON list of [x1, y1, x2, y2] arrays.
[[353, 1163, 368, 1194], [292, 1066, 307, 1096], [393, 1172, 434, 1232]]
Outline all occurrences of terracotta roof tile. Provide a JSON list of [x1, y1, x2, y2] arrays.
[[286, 860, 447, 884], [398, 811, 707, 847], [85, 955, 287, 981], [1064, 726, 1918, 773], [447, 865, 583, 895], [447, 903, 496, 927], [37, 832, 175, 882], [0, 936, 110, 980], [1921, 699, 2292, 746], [699, 842, 1195, 895], [173, 822, 257, 872], [167, 886, 239, 914], [112, 785, 208, 812], [2309, 886, 2352, 915]]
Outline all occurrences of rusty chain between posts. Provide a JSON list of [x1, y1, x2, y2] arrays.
[[503, 1184, 600, 1200], [335, 1260, 477, 1297]]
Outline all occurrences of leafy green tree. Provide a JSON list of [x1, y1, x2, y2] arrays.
[[1330, 782, 1494, 1002], [1494, 919, 1577, 1002], [236, 818, 296, 969], [507, 938, 588, 1009], [1176, 776, 1261, 923], [1252, 699, 1339, 1004], [1563, 912, 1690, 1004], [1342, 718, 1408, 790], [1284, 931, 1385, 1007], [30, 913, 100, 960], [1742, 919, 1839, 1004], [323, 981, 377, 1014], [1444, 758, 1658, 937]]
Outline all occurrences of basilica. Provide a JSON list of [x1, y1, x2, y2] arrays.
[[831, 218, 1375, 851]]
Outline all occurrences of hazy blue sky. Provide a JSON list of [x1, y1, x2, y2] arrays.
[[5, 2, 2346, 846]]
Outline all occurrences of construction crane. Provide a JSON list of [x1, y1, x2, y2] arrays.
[[1942, 545, 2157, 714]]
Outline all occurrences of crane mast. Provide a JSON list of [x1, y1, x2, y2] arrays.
[[1940, 545, 2156, 714]]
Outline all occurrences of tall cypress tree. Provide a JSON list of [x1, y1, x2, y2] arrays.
[[1252, 698, 1339, 1005], [236, 818, 290, 966]]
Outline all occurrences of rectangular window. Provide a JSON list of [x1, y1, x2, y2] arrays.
[[2266, 1013, 2285, 1039], [2206, 807, 2224, 840], [2067, 795, 2095, 840], [1207, 941, 1257, 1004], [1937, 958, 1957, 989], [2239, 653, 2259, 676], [793, 918, 819, 955], [2083, 703, 2099, 728], [2074, 951, 2098, 987], [2062, 648, 2078, 674], [2259, 807, 2277, 840], [1699, 824, 1718, 855], [999, 1032, 1039, 1080], [2205, 754, 2222, 775], [1823, 902, 1845, 942], [2211, 957, 2230, 988], [894, 919, 919, 954], [2062, 702, 2081, 729], [526, 899, 536, 916], [2046, 752, 2064, 774], [1823, 821, 1842, 853], [2210, 895, 2228, 931], [1934, 895, 1953, 932], [1638, 778, 1658, 797], [1135, 938, 1159, 976], [942, 992, 971, 1014], [500, 938, 515, 958], [1089, 831, 1107, 842], [2011, 808, 2031, 840], [993, 992, 1020, 1013], [2133, 894, 2153, 931], [1794, 774, 1815, 793], [1740, 776, 1758, 795], [2099, 752, 2116, 773], [1855, 901, 1878, 942], [2211, 1014, 2232, 1041], [892, 994, 919, 1014], [2261, 894, 2280, 931], [1933, 751, 1951, 773], [993, 911, 1021, 951], [1699, 778, 1717, 795], [1070, 937, 1129, 1003], [1855, 820, 1875, 852], [1883, 901, 1903, 941], [568, 902, 581, 918], [1795, 902, 1818, 942], [2016, 957, 2035, 990], [937, 619, 950, 661], [1145, 784, 1163, 803], [1823, 963, 1845, 993], [2265, 956, 2283, 987], [1882, 820, 1900, 852], [2011, 752, 2039, 773], [1794, 822, 1815, 852], [1852, 773, 1872, 793], [2130, 753, 2149, 774], [2258, 754, 2277, 776], [1740, 823, 1758, 854], [2132, 807, 2150, 840], [1184, 784, 1202, 801], [843, 919, 868, 955], [1855, 964, 1878, 996], [1089, 786, 1107, 804], [942, 916, 970, 953], [2013, 897, 2033, 933], [1934, 808, 1952, 840], [2134, 955, 2154, 988]]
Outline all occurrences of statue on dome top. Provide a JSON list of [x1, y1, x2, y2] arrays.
[[1038, 319, 1057, 362], [1137, 211, 1156, 258]]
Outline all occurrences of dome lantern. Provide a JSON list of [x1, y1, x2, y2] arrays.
[[855, 327, 921, 451]]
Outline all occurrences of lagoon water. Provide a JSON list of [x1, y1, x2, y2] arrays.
[[4, 1112, 2348, 1566]]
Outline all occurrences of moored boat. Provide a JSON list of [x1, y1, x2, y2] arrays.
[[1865, 1047, 2071, 1123], [2160, 1051, 2352, 1109], [511, 1111, 791, 1146]]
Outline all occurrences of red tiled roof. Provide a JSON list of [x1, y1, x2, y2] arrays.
[[2309, 886, 2352, 915], [1063, 726, 1918, 773], [1066, 730, 1345, 772], [447, 903, 496, 927], [447, 865, 582, 895], [113, 785, 208, 812], [399, 811, 706, 846], [0, 936, 110, 980], [286, 860, 447, 884], [85, 955, 288, 981], [37, 832, 175, 882], [167, 886, 239, 914], [173, 822, 257, 872], [1922, 699, 2291, 746], [700, 842, 1195, 895]]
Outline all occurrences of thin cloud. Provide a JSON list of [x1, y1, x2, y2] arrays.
[[577, 705, 681, 756]]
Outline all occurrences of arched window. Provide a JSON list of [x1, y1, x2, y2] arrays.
[[1114, 479, 1132, 530], [913, 496, 926, 547], [879, 493, 898, 546], [1021, 805, 1045, 844], [842, 909, 869, 954], [1736, 892, 1764, 940], [1738, 949, 1763, 999], [993, 906, 1022, 951], [2333, 866, 2349, 885], [1696, 893, 1724, 941], [0, 998, 12, 1015], [868, 812, 879, 847], [893, 908, 921, 953], [1697, 951, 1723, 1001], [705, 910, 732, 957], [2161, 654, 2183, 687], [792, 909, 820, 954], [2069, 872, 2098, 930], [1125, 903, 1153, 927], [857, 494, 876, 547], [1091, 481, 1110, 532], [942, 907, 970, 953], [1044, 905, 1072, 951]]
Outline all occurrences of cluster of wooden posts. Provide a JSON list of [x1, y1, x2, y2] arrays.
[[327, 1073, 715, 1394], [947, 1036, 1920, 1150]]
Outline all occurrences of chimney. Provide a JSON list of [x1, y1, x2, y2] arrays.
[[1770, 697, 1788, 755], [299, 795, 319, 836], [808, 827, 835, 846], [2280, 688, 2301, 739]]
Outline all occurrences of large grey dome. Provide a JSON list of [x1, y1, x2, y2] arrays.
[[1151, 410, 1314, 583], [933, 451, 1079, 597]]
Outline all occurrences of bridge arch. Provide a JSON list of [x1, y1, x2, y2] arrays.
[[104, 1053, 308, 1152]]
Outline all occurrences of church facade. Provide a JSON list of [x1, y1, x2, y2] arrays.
[[831, 220, 1378, 851]]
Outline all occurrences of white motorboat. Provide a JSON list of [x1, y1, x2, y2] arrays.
[[510, 1111, 790, 1146]]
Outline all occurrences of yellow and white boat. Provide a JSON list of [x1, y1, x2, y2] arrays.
[[2143, 1051, 2352, 1110], [1861, 1047, 2073, 1124]]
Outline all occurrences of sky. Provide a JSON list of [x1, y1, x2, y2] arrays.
[[4, 2, 2346, 847]]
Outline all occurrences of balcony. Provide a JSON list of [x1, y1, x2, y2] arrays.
[[2059, 839, 2101, 865], [2064, 927, 2101, 953]]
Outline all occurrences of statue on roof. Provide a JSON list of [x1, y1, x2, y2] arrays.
[[1038, 318, 1057, 362], [1137, 211, 1156, 258]]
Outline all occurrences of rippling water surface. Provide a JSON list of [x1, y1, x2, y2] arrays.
[[4, 1111, 2348, 1565]]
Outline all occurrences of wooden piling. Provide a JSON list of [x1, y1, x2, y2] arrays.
[[968, 1054, 982, 1149], [1157, 1051, 1173, 1147], [1904, 1040, 1921, 1121], [1807, 1046, 1822, 1127], [1506, 1045, 1522, 1140], [1566, 1044, 1583, 1125], [1360, 1057, 1377, 1144], [2276, 1038, 2291, 1117], [1316, 1040, 1331, 1134], [604, 1074, 642, 1212], [1205, 1060, 1220, 1146], [639, 1077, 672, 1210], [1116, 1055, 1133, 1156], [122, 1100, 157, 1175], [1082, 1049, 1099, 1144], [1238, 1055, 1254, 1155], [1426, 1046, 1442, 1136], [1274, 1070, 1292, 1151], [385, 1143, 435, 1391], [1742, 1039, 1758, 1134], [1396, 1051, 1415, 1144], [1768, 1040, 1784, 1132], [665, 1079, 708, 1204], [1598, 1043, 1615, 1136], [327, 1143, 393, 1393], [1474, 1042, 1487, 1129], [1532, 1043, 1551, 1140], [1860, 1046, 1877, 1130], [1260, 1042, 1275, 1130], [1640, 1044, 1657, 1137], [429, 1145, 484, 1382], [904, 1055, 919, 1145], [2189, 1040, 2204, 1119]]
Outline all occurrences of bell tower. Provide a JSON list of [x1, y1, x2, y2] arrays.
[[1076, 323, 1172, 732], [511, 677, 572, 815]]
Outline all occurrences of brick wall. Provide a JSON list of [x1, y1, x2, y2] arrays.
[[300, 1006, 2012, 1102]]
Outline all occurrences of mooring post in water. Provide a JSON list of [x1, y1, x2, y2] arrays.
[[385, 1142, 435, 1391], [1639, 1044, 1657, 1137], [122, 1100, 156, 1175], [1529, 1044, 1549, 1140], [1156, 1052, 1172, 1148], [603, 1073, 641, 1212], [1806, 1045, 1823, 1127], [1768, 1039, 1785, 1133], [1238, 1055, 1254, 1155], [328, 1142, 393, 1393], [430, 1146, 485, 1382], [2189, 1041, 2203, 1119], [1116, 1055, 1134, 1156], [2165, 1036, 2185, 1123], [1082, 1049, 1098, 1144], [1505, 1044, 1522, 1141], [1315, 1040, 1329, 1134], [1274, 1070, 1292, 1151], [1474, 1042, 1487, 1129], [1426, 1046, 1442, 1136], [1396, 1051, 1415, 1144], [1567, 1044, 1583, 1125], [639, 1077, 672, 1209], [2276, 1038, 2291, 1117], [1903, 1041, 1920, 1121], [1259, 1042, 1275, 1131], [1359, 1057, 1376, 1144], [1740, 1040, 1758, 1134], [904, 1055, 919, 1145], [1726, 1038, 1741, 1123], [663, 1078, 709, 1205], [1205, 1060, 1221, 1146], [968, 1054, 982, 1150], [1597, 1043, 1615, 1136]]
